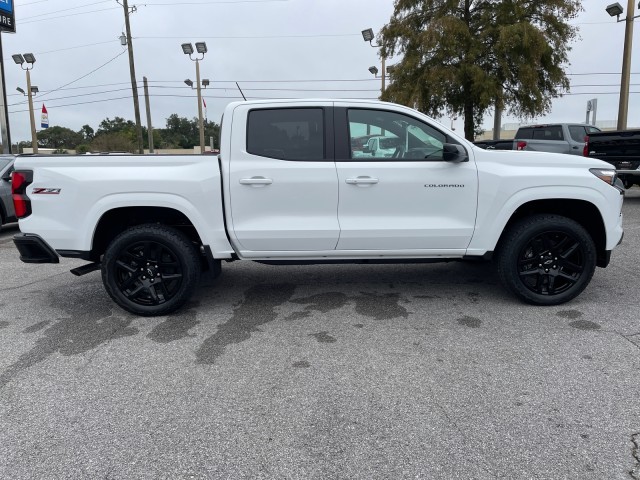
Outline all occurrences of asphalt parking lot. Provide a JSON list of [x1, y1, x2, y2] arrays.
[[1, 189, 640, 479]]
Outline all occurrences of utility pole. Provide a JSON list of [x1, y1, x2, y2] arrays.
[[25, 69, 37, 154], [121, 0, 144, 154], [0, 33, 11, 154], [143, 77, 154, 153], [617, 0, 636, 131]]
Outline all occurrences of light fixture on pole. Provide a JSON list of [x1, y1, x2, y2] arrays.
[[13, 53, 38, 154], [182, 42, 208, 154], [16, 86, 38, 96], [606, 0, 640, 130], [362, 28, 386, 93]]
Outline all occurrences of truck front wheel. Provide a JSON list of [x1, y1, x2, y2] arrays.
[[101, 224, 201, 316], [497, 215, 596, 305]]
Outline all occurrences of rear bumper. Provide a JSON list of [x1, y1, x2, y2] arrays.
[[13, 233, 60, 264]]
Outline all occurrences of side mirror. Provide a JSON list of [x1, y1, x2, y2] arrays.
[[442, 143, 468, 162], [362, 146, 371, 154]]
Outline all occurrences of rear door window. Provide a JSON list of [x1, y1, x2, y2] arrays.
[[247, 108, 324, 161], [568, 126, 587, 143]]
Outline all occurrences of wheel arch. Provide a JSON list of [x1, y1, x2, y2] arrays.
[[494, 199, 608, 267], [90, 206, 203, 262]]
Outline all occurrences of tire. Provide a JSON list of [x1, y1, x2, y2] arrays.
[[101, 224, 201, 316], [496, 214, 596, 306]]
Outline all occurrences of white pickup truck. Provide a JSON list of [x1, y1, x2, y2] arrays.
[[11, 100, 624, 316]]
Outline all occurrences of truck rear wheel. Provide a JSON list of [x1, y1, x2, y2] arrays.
[[101, 224, 201, 316], [496, 214, 596, 305]]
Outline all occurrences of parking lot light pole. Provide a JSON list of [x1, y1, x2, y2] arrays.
[[362, 28, 385, 94], [606, 1, 640, 130], [12, 53, 38, 154], [182, 42, 208, 154]]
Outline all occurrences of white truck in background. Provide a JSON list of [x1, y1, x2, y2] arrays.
[[11, 99, 624, 316]]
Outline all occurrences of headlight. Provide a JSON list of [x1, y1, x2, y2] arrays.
[[590, 168, 617, 186]]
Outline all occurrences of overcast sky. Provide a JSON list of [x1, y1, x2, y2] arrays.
[[1, 0, 639, 143]]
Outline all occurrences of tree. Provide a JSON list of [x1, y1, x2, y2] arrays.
[[159, 114, 220, 149], [37, 126, 83, 150], [97, 117, 136, 136], [90, 132, 136, 153], [380, 0, 582, 140], [79, 124, 95, 142]]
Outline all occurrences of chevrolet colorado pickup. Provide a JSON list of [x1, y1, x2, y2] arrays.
[[11, 100, 624, 316], [586, 129, 640, 188]]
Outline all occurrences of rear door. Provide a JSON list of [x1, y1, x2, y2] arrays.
[[227, 103, 340, 252], [334, 105, 478, 252]]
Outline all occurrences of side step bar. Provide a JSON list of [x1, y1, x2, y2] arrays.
[[70, 262, 101, 277]]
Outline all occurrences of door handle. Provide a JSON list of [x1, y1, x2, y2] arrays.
[[572, 146, 579, 149], [345, 177, 379, 185], [239, 177, 273, 185]]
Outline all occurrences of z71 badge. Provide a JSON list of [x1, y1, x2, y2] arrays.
[[32, 188, 61, 195]]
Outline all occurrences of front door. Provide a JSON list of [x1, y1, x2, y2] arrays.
[[335, 106, 478, 252], [228, 105, 340, 252]]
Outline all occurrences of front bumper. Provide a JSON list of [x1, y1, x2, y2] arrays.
[[13, 233, 60, 264]]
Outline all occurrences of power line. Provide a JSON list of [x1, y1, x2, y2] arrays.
[[35, 50, 128, 103], [8, 93, 381, 114], [21, 7, 120, 24], [136, 34, 360, 39], [21, 1, 111, 21], [8, 88, 132, 107], [567, 72, 640, 76], [36, 40, 119, 56], [142, 0, 288, 3], [147, 78, 379, 83]]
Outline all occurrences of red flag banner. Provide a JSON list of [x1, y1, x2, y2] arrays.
[[41, 104, 49, 129]]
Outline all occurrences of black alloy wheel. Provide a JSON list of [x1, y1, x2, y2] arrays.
[[517, 231, 585, 296], [497, 215, 596, 305], [102, 224, 200, 316]]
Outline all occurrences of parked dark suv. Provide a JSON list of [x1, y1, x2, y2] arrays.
[[0, 155, 16, 228]]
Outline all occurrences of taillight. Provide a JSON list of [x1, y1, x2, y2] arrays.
[[516, 141, 527, 151], [12, 170, 33, 219], [583, 135, 589, 157]]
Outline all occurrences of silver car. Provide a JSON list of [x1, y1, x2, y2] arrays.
[[0, 155, 16, 227]]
